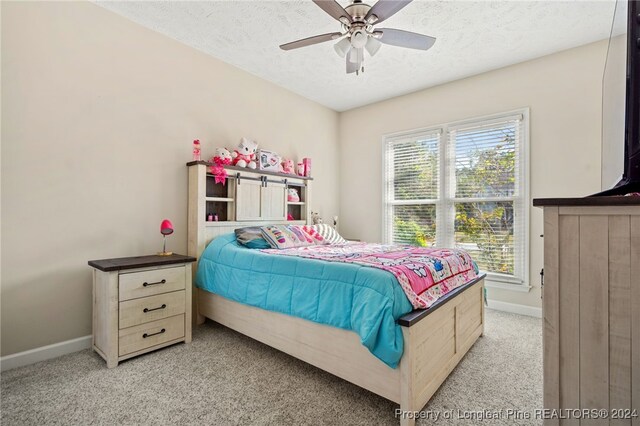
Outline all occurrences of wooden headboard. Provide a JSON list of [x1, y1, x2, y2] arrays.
[[187, 162, 312, 258]]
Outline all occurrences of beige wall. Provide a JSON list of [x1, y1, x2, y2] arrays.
[[1, 1, 609, 356], [1, 1, 339, 356], [339, 40, 607, 308]]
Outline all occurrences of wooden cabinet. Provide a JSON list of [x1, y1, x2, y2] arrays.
[[534, 199, 640, 425], [88, 254, 196, 368]]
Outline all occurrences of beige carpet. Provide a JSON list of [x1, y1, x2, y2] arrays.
[[1, 309, 542, 425]]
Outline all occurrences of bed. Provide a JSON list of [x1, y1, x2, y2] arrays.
[[187, 163, 485, 426]]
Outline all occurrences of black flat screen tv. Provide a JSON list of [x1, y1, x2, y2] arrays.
[[597, 0, 640, 195]]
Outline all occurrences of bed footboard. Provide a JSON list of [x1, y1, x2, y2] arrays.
[[398, 279, 485, 426], [196, 278, 484, 426]]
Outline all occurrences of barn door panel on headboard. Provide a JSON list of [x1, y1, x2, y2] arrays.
[[235, 178, 263, 221], [260, 181, 287, 221]]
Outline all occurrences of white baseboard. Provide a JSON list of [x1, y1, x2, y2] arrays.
[[486, 299, 542, 318], [1, 335, 92, 372]]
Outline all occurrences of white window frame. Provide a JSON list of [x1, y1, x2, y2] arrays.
[[382, 108, 530, 288]]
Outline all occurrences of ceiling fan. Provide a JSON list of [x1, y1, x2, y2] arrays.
[[279, 0, 436, 75]]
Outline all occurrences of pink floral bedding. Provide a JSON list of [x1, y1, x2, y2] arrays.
[[261, 243, 478, 309]]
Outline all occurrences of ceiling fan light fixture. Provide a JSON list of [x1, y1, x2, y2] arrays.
[[334, 37, 351, 58], [365, 36, 381, 57], [351, 30, 368, 49]]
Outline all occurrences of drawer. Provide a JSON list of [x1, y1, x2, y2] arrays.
[[119, 266, 185, 301], [118, 314, 185, 356], [119, 290, 186, 329]]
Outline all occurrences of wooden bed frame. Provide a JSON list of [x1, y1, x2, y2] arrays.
[[187, 163, 485, 426]]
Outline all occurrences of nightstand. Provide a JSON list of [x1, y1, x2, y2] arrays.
[[88, 254, 196, 368]]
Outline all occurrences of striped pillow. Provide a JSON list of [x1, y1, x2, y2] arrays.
[[302, 225, 326, 245], [313, 224, 347, 245]]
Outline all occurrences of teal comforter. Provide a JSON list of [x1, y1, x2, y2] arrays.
[[195, 234, 414, 368]]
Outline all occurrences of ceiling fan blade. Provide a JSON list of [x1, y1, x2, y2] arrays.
[[376, 28, 436, 50], [346, 53, 358, 74], [365, 0, 412, 24], [313, 0, 353, 24], [280, 32, 342, 51]]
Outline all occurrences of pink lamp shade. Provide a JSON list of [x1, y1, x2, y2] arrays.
[[160, 219, 174, 236], [158, 219, 174, 256]]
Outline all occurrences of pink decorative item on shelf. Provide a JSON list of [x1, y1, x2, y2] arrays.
[[287, 188, 300, 202], [158, 219, 174, 256], [281, 158, 295, 175], [231, 137, 258, 169], [296, 162, 305, 176], [287, 213, 295, 221], [192, 140, 201, 161], [303, 157, 312, 177], [209, 147, 232, 185]]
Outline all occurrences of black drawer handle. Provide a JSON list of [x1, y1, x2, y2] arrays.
[[143, 304, 167, 313], [143, 328, 166, 338], [143, 279, 166, 287]]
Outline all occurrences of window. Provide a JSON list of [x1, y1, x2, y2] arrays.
[[383, 110, 528, 284]]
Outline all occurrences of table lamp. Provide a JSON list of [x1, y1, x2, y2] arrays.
[[159, 219, 174, 256]]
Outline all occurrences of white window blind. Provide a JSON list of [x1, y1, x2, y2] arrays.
[[384, 130, 442, 246], [448, 115, 525, 281], [383, 111, 528, 284]]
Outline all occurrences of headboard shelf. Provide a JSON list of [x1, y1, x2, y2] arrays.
[[188, 161, 313, 181], [203, 220, 306, 228], [205, 197, 234, 202]]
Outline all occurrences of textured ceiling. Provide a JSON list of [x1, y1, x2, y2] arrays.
[[96, 0, 618, 111]]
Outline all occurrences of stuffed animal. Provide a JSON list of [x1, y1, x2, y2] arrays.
[[287, 188, 300, 202], [232, 137, 258, 169], [213, 147, 232, 165], [281, 158, 295, 175], [311, 211, 323, 225], [209, 147, 233, 185]]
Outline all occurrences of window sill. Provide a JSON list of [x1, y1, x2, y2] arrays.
[[481, 273, 531, 293], [484, 280, 532, 293]]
